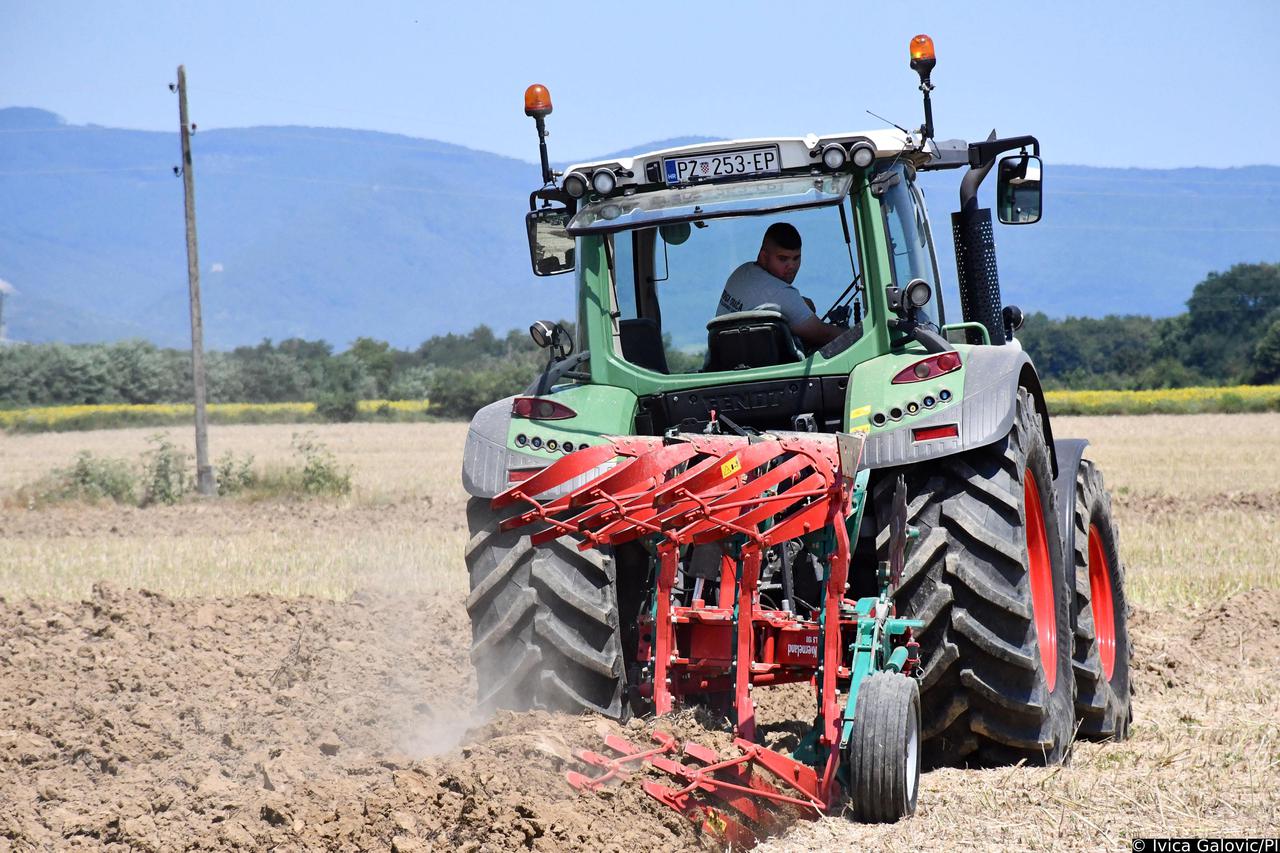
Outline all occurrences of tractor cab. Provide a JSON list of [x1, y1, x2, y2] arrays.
[[512, 35, 1044, 443], [530, 132, 946, 380]]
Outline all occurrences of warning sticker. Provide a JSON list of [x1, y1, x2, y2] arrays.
[[849, 404, 872, 419], [720, 455, 742, 478], [848, 424, 871, 434]]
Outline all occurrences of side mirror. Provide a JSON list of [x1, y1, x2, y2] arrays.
[[526, 207, 575, 276], [996, 154, 1042, 225]]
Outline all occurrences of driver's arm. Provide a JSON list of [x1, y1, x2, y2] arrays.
[[791, 315, 845, 347]]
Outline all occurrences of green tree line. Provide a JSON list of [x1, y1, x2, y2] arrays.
[[1017, 262, 1280, 389], [0, 325, 554, 418], [2, 263, 1279, 416]]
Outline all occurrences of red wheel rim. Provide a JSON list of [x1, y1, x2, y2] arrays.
[[1023, 469, 1057, 691], [1087, 523, 1117, 681]]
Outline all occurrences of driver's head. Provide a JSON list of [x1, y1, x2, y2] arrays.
[[757, 222, 802, 284]]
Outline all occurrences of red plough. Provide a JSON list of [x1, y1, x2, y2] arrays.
[[493, 429, 924, 837]]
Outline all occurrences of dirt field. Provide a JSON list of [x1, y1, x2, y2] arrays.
[[1, 416, 1278, 850]]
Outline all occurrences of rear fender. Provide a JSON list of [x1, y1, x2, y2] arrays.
[[1052, 437, 1090, 634], [462, 385, 641, 498], [461, 395, 545, 498], [859, 345, 1058, 475]]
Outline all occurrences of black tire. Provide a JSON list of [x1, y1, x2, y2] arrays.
[[464, 498, 626, 717], [873, 388, 1074, 767], [1071, 459, 1132, 740], [848, 672, 921, 823]]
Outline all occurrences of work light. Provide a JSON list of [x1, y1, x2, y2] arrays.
[[563, 171, 589, 198], [821, 143, 847, 170], [850, 142, 876, 168], [591, 168, 617, 195]]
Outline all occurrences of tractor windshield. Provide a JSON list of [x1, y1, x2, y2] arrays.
[[607, 199, 863, 374], [570, 174, 853, 235]]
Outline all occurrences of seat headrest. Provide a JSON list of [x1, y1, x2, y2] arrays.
[[706, 306, 786, 331]]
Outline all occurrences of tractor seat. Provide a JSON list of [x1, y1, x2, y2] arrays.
[[618, 318, 670, 374], [704, 306, 805, 372]]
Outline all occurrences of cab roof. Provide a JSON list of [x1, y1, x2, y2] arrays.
[[563, 128, 963, 191]]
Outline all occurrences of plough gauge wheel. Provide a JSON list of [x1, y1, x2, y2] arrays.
[[847, 672, 921, 823]]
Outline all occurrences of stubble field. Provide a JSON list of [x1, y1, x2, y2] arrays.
[[1, 415, 1278, 850]]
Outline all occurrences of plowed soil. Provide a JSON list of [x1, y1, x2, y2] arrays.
[[2, 583, 1278, 851]]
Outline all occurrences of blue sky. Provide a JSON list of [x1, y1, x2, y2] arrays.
[[3, 1, 1278, 168]]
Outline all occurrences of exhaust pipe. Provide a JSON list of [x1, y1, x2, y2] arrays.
[[952, 136, 1005, 346]]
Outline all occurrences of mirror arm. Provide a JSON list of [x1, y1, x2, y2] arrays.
[[961, 133, 1040, 211], [529, 188, 575, 212], [530, 350, 590, 396]]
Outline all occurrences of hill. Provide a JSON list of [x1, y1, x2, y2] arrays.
[[1, 108, 1277, 348]]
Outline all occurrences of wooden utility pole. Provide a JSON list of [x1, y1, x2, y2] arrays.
[[177, 65, 215, 496]]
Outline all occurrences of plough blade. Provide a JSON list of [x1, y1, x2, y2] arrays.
[[563, 730, 678, 791], [643, 782, 758, 848], [566, 730, 827, 843]]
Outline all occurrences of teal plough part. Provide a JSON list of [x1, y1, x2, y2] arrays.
[[836, 509, 924, 752], [838, 603, 924, 750], [793, 467, 869, 769]]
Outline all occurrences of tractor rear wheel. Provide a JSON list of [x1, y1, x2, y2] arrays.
[[874, 388, 1075, 767], [464, 498, 626, 717], [1071, 459, 1132, 740]]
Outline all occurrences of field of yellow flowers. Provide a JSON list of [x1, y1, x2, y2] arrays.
[[0, 399, 431, 432], [1044, 384, 1280, 415], [2, 386, 1279, 433]]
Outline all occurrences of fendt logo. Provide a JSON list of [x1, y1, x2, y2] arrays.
[[700, 388, 793, 413]]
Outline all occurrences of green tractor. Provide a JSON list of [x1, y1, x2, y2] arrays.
[[462, 36, 1130, 772]]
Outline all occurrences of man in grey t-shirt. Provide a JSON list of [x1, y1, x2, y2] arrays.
[[716, 222, 845, 347]]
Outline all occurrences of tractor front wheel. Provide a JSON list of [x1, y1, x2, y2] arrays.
[[464, 498, 627, 717]]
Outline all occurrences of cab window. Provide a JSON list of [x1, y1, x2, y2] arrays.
[[878, 162, 943, 325]]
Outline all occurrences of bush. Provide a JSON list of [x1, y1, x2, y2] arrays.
[[16, 432, 356, 509], [34, 452, 138, 505], [292, 433, 351, 496], [314, 393, 360, 423], [215, 451, 257, 495], [139, 434, 191, 506]]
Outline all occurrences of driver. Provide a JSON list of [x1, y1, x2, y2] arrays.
[[716, 222, 845, 347]]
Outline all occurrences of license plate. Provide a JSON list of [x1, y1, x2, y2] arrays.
[[663, 146, 780, 184]]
